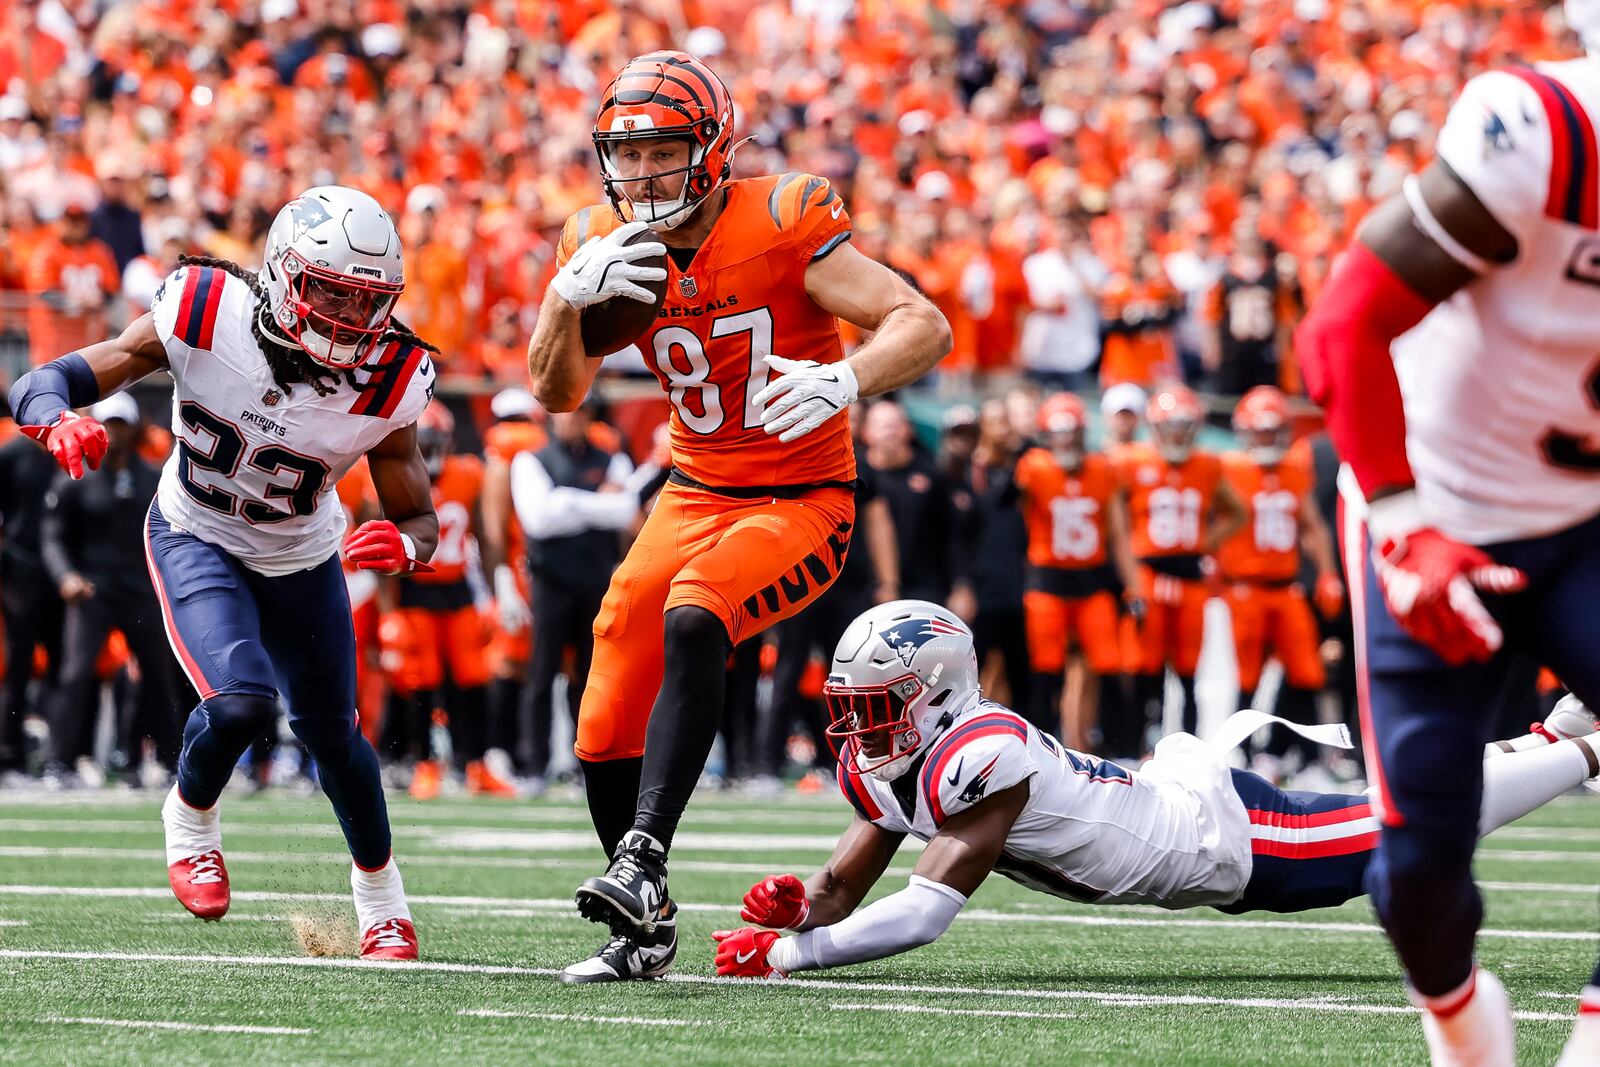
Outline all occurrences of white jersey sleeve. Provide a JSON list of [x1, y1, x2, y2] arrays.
[[150, 265, 246, 379], [385, 343, 436, 427], [1434, 70, 1552, 247], [835, 761, 911, 834], [922, 712, 1040, 828]]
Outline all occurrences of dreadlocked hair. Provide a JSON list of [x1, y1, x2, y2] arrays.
[[175, 254, 441, 397]]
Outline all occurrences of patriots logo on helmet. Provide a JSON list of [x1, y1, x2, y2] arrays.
[[878, 617, 966, 668], [287, 196, 332, 240]]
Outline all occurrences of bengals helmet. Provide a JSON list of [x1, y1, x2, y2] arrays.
[[1147, 385, 1204, 464], [1037, 392, 1088, 469], [593, 51, 737, 231], [1233, 385, 1292, 465], [416, 401, 455, 481]]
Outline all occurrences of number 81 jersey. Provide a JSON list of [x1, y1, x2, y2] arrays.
[[150, 265, 435, 576], [557, 173, 856, 490]]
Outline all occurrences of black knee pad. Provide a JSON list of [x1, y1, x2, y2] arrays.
[[289, 713, 359, 760], [203, 692, 278, 745], [662, 605, 729, 656]]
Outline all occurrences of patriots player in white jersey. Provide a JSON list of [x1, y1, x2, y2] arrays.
[[1295, 1, 1600, 1061], [9, 186, 439, 960], [711, 603, 1598, 991]]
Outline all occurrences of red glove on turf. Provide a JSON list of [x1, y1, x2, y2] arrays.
[[712, 927, 785, 978], [740, 874, 810, 930], [344, 520, 433, 575], [27, 411, 107, 480], [1367, 493, 1525, 666]]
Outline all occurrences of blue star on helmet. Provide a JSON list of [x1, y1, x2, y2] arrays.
[[288, 196, 333, 240]]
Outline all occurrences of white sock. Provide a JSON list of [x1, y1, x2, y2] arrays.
[[1484, 732, 1548, 757], [161, 785, 221, 865], [351, 858, 411, 931], [1555, 988, 1600, 1067], [1479, 738, 1596, 837]]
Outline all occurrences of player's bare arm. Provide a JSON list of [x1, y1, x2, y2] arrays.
[[526, 291, 602, 414], [864, 496, 900, 603], [1357, 160, 1515, 309], [805, 241, 952, 397], [1107, 488, 1142, 595], [1205, 479, 1248, 554], [792, 815, 905, 929], [361, 421, 440, 565], [909, 780, 1030, 897], [10, 312, 169, 477]]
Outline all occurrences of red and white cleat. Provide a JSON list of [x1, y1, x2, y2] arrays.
[[168, 850, 230, 921], [360, 917, 419, 961]]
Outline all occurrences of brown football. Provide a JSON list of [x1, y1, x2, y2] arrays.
[[579, 227, 668, 357]]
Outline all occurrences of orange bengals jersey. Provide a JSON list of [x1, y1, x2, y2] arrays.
[[1219, 440, 1313, 583], [1116, 443, 1223, 559], [557, 173, 856, 489], [1013, 448, 1117, 570], [415, 454, 483, 586]]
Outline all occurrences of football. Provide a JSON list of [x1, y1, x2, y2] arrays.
[[579, 226, 667, 357]]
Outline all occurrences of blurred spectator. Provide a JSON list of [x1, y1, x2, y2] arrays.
[[511, 401, 637, 791], [89, 160, 144, 274], [1020, 218, 1106, 391], [935, 403, 979, 483], [39, 395, 176, 786], [26, 203, 118, 363], [1099, 253, 1182, 389], [0, 410, 66, 778], [1100, 383, 1147, 453], [959, 398, 1031, 714], [1204, 227, 1302, 396], [862, 399, 968, 613]]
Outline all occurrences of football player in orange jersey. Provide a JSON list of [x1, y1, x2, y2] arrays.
[[1013, 393, 1140, 750], [526, 51, 951, 982], [1219, 387, 1343, 777], [1114, 385, 1246, 743], [380, 403, 516, 799]]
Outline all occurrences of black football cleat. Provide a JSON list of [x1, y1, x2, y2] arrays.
[[559, 903, 678, 984], [575, 830, 669, 936]]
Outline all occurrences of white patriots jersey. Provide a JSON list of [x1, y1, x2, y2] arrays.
[[838, 696, 1253, 909], [150, 265, 434, 576], [1394, 59, 1600, 543]]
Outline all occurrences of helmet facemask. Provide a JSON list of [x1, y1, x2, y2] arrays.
[[1242, 425, 1289, 465], [596, 130, 724, 231], [271, 248, 400, 369], [1154, 416, 1199, 464], [824, 673, 934, 782]]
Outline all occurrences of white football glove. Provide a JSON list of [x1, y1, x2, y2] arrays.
[[493, 565, 531, 634], [550, 220, 667, 309], [752, 355, 859, 443]]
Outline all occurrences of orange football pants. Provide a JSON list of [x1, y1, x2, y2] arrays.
[[1124, 565, 1209, 677], [389, 606, 493, 694], [1023, 589, 1121, 675], [576, 481, 855, 762], [1226, 581, 1326, 692]]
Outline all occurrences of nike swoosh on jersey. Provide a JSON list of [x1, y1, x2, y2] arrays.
[[946, 756, 965, 786], [830, 201, 843, 219], [735, 948, 757, 964]]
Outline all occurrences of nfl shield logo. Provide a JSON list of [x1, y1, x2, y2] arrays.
[[679, 275, 698, 298], [262, 389, 281, 407]]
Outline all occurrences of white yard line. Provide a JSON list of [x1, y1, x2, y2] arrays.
[[1, 949, 1570, 1023], [43, 1016, 311, 1035], [831, 1002, 1081, 1021], [459, 1009, 692, 1028], [0, 883, 1593, 942]]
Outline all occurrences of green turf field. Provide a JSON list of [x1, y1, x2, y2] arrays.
[[0, 785, 1594, 1066]]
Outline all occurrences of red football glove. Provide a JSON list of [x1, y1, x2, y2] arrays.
[[712, 927, 785, 978], [1313, 572, 1345, 620], [1367, 493, 1525, 666], [27, 411, 108, 480], [740, 874, 810, 930], [344, 520, 434, 575]]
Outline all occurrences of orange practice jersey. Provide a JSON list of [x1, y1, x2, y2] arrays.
[[483, 421, 547, 464], [1116, 444, 1223, 560], [1013, 448, 1117, 569], [1219, 440, 1313, 583], [557, 173, 856, 489], [416, 454, 483, 586]]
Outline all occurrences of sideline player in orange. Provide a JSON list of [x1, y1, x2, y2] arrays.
[[1219, 386, 1343, 775], [1116, 385, 1245, 741], [1013, 393, 1139, 750], [526, 50, 951, 982], [381, 402, 515, 799]]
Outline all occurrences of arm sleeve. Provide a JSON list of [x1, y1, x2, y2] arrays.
[[569, 487, 641, 531], [508, 452, 592, 539], [765, 875, 968, 974], [1434, 70, 1552, 248]]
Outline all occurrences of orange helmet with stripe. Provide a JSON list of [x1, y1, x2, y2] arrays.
[[1233, 385, 1292, 464], [1037, 392, 1088, 468], [593, 51, 737, 231], [1147, 385, 1204, 464]]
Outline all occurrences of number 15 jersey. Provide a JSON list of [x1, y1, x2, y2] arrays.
[[150, 265, 435, 576], [557, 173, 856, 490], [1395, 60, 1600, 542]]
